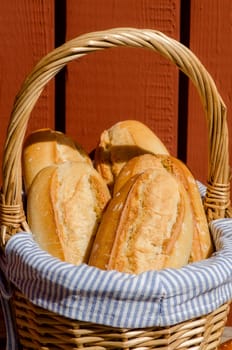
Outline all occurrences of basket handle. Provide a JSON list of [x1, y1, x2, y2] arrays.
[[0, 27, 231, 243]]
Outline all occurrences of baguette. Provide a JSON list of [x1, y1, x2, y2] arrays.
[[88, 166, 193, 273], [94, 120, 169, 190], [114, 153, 213, 262], [27, 161, 111, 264], [159, 155, 213, 261], [22, 128, 92, 193]]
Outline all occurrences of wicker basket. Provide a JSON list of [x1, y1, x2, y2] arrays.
[[0, 28, 231, 349]]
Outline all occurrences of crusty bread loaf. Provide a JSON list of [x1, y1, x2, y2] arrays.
[[113, 153, 213, 262], [94, 120, 169, 190], [22, 128, 92, 193], [158, 155, 213, 262], [88, 166, 194, 273], [27, 161, 111, 265], [218, 340, 232, 350]]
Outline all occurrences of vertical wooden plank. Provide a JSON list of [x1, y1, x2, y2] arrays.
[[188, 0, 232, 327], [0, 0, 55, 185], [187, 0, 232, 185], [0, 0, 55, 343], [65, 0, 180, 156]]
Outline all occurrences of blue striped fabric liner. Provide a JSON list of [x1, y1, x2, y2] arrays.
[[0, 218, 232, 329]]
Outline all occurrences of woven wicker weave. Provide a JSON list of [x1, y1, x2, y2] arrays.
[[0, 28, 231, 349], [12, 291, 231, 350]]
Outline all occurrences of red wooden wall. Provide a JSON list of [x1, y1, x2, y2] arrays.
[[1, 1, 232, 187], [0, 0, 232, 344], [64, 0, 180, 157]]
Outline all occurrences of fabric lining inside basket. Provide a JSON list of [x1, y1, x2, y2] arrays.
[[0, 218, 232, 329]]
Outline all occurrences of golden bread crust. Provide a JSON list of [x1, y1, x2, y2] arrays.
[[23, 128, 91, 193], [89, 167, 193, 273], [27, 161, 111, 265], [94, 120, 169, 190]]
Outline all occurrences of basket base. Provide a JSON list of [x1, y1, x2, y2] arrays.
[[9, 290, 230, 350]]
